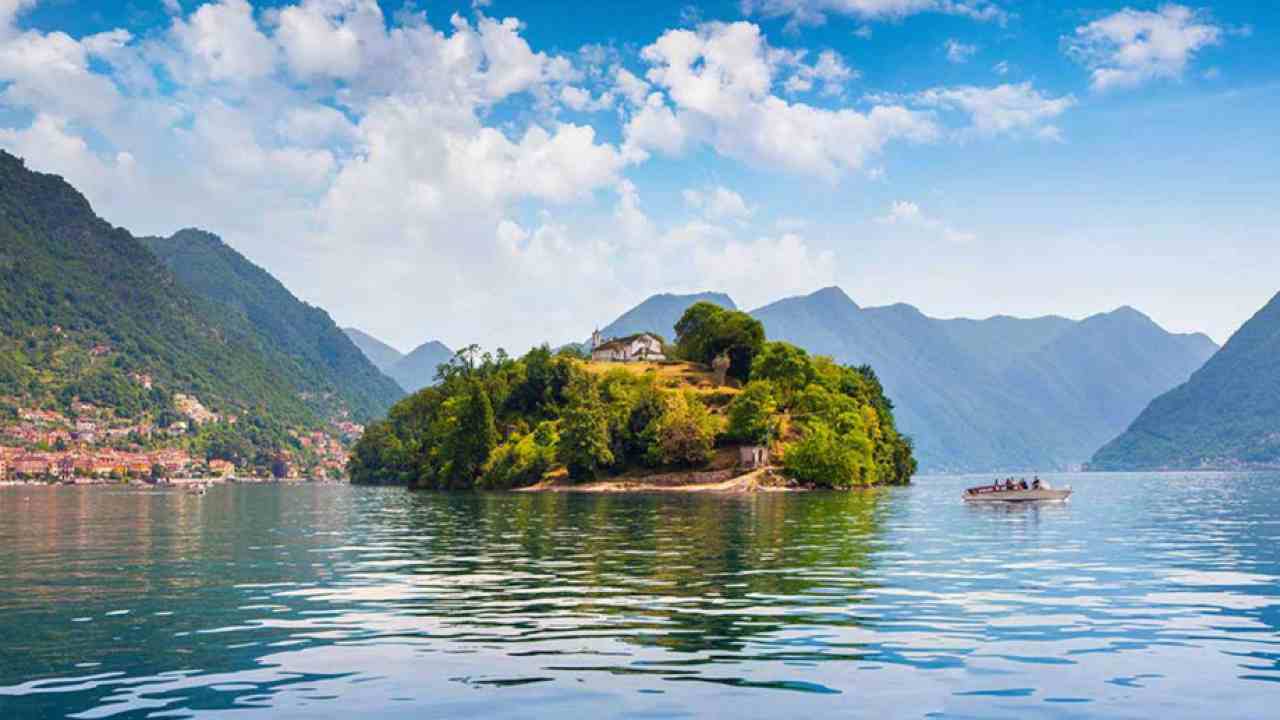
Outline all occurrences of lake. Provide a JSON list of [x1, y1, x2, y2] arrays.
[[1, 473, 1278, 719]]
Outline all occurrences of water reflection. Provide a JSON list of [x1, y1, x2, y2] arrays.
[[0, 475, 1278, 719]]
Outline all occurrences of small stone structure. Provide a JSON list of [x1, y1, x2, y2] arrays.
[[711, 353, 731, 387], [739, 446, 770, 470]]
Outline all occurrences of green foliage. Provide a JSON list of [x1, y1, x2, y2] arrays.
[[481, 422, 558, 489], [726, 381, 778, 445], [644, 391, 718, 467], [783, 421, 874, 489], [674, 302, 765, 381], [557, 372, 615, 480], [143, 229, 404, 421], [350, 324, 917, 489], [751, 342, 813, 401]]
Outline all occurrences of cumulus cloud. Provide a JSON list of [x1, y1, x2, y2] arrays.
[[741, 0, 1006, 28], [169, 0, 277, 83], [1064, 4, 1223, 92], [632, 22, 935, 178], [683, 185, 754, 222], [876, 200, 975, 243]]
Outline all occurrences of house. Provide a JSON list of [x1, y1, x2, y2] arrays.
[[590, 331, 667, 363]]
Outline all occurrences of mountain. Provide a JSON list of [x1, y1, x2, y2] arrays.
[[1090, 292, 1280, 470], [592, 286, 1216, 472], [341, 326, 453, 394], [343, 328, 404, 373], [596, 292, 737, 342], [385, 340, 454, 393], [142, 230, 404, 421], [0, 151, 317, 426]]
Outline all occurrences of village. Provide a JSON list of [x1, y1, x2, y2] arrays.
[[0, 393, 359, 484]]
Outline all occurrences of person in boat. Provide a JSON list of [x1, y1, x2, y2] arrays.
[[1019, 479, 1029, 490], [1032, 477, 1042, 490]]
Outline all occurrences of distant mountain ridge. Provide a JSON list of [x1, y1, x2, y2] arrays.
[[143, 229, 404, 422], [1090, 291, 1280, 470], [343, 328, 404, 373], [588, 287, 1218, 472], [343, 329, 454, 394]]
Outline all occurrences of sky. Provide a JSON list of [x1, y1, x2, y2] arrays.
[[0, 0, 1276, 352]]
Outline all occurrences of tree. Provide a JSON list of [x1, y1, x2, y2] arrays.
[[751, 342, 813, 402], [726, 381, 778, 445], [673, 303, 765, 382], [645, 391, 718, 467], [440, 379, 498, 488], [782, 421, 874, 489], [481, 421, 559, 489], [557, 373, 614, 480]]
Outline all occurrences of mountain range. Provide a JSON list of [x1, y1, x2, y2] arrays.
[[576, 288, 1217, 473], [342, 329, 454, 394], [1090, 291, 1280, 470], [143, 230, 404, 421]]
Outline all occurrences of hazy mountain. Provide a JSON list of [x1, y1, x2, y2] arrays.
[[1090, 291, 1280, 470], [143, 229, 405, 421], [591, 286, 1217, 472], [387, 341, 454, 393], [343, 327, 404, 373], [0, 151, 320, 426]]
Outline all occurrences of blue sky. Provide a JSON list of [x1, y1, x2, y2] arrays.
[[1, 0, 1276, 351]]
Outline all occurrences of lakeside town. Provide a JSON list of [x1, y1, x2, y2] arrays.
[[0, 393, 359, 484]]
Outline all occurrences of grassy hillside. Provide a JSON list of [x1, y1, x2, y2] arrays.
[[0, 151, 315, 427], [143, 230, 404, 421]]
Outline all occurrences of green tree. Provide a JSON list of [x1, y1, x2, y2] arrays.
[[440, 379, 498, 488], [673, 303, 765, 382], [726, 381, 778, 445], [751, 342, 813, 402], [481, 421, 559, 489], [557, 373, 614, 480], [782, 421, 874, 489], [645, 391, 718, 467]]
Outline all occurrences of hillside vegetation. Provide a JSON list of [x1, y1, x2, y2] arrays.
[[0, 152, 313, 427], [1090, 291, 1280, 470], [349, 303, 916, 489], [144, 230, 404, 421]]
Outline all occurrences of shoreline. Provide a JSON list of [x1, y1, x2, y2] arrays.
[[516, 467, 803, 494]]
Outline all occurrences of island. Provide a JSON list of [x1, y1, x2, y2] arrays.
[[348, 303, 917, 491]]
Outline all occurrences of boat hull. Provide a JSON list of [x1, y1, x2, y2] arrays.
[[963, 489, 1071, 503]]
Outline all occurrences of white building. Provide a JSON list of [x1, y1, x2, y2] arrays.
[[590, 331, 667, 363]]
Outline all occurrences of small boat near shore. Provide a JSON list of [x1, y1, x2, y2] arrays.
[[964, 479, 1071, 503]]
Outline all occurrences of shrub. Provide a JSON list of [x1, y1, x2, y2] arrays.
[[782, 421, 875, 489], [481, 421, 559, 489], [726, 381, 778, 445], [645, 391, 719, 467]]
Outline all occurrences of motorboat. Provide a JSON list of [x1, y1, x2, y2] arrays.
[[963, 480, 1071, 503]]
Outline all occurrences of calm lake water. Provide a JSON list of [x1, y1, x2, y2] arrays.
[[1, 473, 1278, 719]]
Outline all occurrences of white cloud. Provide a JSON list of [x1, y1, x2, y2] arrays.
[[683, 185, 754, 222], [273, 0, 370, 80], [944, 39, 978, 64], [635, 22, 935, 178], [559, 85, 614, 112], [877, 200, 975, 243], [781, 49, 856, 96], [1064, 4, 1223, 92], [169, 0, 277, 83], [741, 0, 1007, 28], [993, 60, 1010, 75], [911, 82, 1075, 138]]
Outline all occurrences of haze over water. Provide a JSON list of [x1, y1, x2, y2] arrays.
[[2, 474, 1278, 719]]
